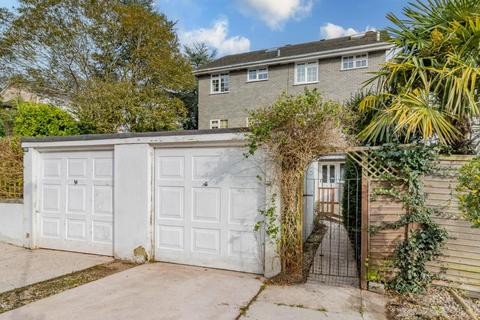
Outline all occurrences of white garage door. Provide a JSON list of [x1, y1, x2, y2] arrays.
[[38, 151, 114, 256], [154, 147, 264, 273]]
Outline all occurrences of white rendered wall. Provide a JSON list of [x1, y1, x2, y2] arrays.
[[303, 162, 317, 241], [0, 202, 25, 246], [114, 144, 153, 261], [22, 133, 281, 276]]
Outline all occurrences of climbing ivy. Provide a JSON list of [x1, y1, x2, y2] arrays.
[[370, 143, 448, 294], [457, 157, 480, 228]]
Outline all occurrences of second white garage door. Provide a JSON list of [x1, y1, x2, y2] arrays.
[[38, 151, 114, 256], [154, 147, 264, 273]]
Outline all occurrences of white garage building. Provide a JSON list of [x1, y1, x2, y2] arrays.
[[20, 129, 280, 277]]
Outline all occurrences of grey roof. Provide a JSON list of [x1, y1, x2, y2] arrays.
[[196, 31, 387, 73]]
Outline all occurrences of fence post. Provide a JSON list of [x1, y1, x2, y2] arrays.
[[360, 173, 369, 290]]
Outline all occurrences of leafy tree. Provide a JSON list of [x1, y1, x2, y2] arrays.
[[181, 42, 217, 129], [359, 0, 480, 151], [14, 102, 79, 137], [184, 42, 217, 70], [0, 0, 195, 133]]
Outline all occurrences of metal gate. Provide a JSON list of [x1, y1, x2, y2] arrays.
[[304, 160, 361, 287]]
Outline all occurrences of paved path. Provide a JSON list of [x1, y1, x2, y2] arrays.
[[0, 242, 112, 293], [308, 220, 359, 287], [240, 283, 387, 320], [0, 263, 264, 320]]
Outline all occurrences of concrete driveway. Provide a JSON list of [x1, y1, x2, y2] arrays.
[[0, 263, 264, 320], [240, 283, 387, 320], [0, 243, 112, 293]]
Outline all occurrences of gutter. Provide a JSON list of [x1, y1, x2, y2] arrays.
[[194, 42, 394, 76]]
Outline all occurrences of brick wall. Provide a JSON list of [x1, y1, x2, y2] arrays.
[[198, 50, 386, 129]]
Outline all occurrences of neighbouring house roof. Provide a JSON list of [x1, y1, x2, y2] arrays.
[[194, 31, 393, 75]]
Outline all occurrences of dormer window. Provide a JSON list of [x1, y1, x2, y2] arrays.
[[211, 73, 229, 94], [341, 54, 368, 70], [247, 68, 268, 82], [294, 61, 318, 85]]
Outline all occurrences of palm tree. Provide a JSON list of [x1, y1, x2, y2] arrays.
[[359, 0, 480, 151]]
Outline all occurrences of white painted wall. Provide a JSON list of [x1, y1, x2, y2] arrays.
[[0, 202, 26, 246], [114, 144, 153, 262], [21, 132, 281, 278], [303, 162, 317, 241]]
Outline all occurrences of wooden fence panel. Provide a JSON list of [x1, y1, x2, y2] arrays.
[[367, 155, 480, 297], [425, 156, 480, 297]]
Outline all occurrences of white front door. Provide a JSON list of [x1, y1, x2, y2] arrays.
[[154, 147, 264, 273], [38, 151, 114, 255], [317, 162, 345, 203]]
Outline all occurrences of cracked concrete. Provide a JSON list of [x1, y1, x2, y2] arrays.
[[240, 283, 387, 320], [0, 263, 264, 320]]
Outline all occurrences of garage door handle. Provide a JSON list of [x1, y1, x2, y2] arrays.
[[202, 181, 208, 187]]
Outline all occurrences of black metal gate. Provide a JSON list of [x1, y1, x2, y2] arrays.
[[304, 160, 361, 287]]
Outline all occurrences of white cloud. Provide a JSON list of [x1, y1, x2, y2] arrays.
[[320, 22, 376, 40], [180, 18, 251, 56], [238, 0, 314, 30]]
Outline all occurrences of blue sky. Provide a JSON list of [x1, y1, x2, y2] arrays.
[[1, 0, 409, 56]]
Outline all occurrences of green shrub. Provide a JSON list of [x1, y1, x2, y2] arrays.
[[0, 107, 17, 136], [0, 137, 23, 199], [14, 102, 79, 137], [457, 157, 480, 228], [341, 157, 362, 266], [0, 117, 4, 137]]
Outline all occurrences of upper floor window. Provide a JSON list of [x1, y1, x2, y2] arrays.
[[210, 119, 228, 129], [341, 54, 368, 70], [295, 62, 318, 84], [211, 73, 229, 94], [248, 68, 268, 82]]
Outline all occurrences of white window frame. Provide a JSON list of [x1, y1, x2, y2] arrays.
[[294, 61, 318, 85], [341, 53, 369, 70], [210, 119, 228, 129], [210, 73, 230, 94], [247, 67, 269, 82]]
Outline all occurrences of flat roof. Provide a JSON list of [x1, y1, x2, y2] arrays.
[[21, 128, 248, 143], [21, 128, 251, 149]]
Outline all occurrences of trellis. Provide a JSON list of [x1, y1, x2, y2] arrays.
[[346, 146, 398, 179]]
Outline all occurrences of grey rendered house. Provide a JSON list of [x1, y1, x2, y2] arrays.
[[194, 31, 393, 130], [194, 31, 393, 224]]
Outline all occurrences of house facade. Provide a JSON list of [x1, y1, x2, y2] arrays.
[[194, 31, 393, 130]]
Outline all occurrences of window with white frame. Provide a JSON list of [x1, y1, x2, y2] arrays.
[[210, 119, 228, 129], [341, 54, 368, 70], [247, 68, 268, 82], [211, 74, 229, 94], [295, 62, 318, 84]]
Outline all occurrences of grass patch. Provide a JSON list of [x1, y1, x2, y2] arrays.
[[0, 260, 136, 314]]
